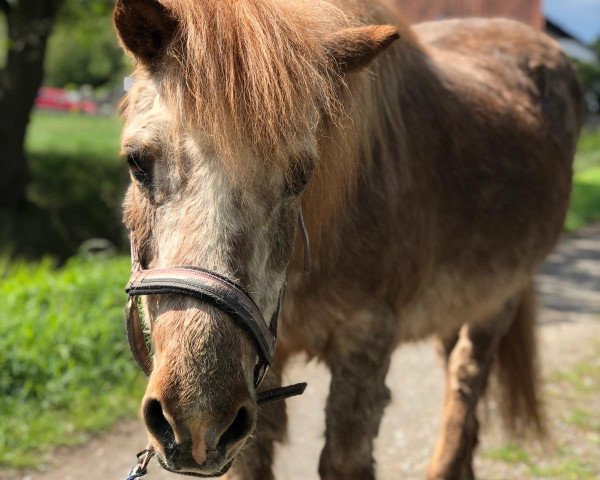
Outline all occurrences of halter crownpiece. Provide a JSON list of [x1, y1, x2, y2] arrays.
[[123, 211, 310, 478]]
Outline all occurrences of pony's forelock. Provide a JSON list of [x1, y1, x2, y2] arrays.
[[151, 0, 354, 171]]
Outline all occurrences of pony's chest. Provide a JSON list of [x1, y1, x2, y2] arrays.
[[279, 266, 529, 354]]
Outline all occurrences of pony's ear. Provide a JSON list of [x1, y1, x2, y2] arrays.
[[114, 0, 179, 66], [325, 25, 399, 73]]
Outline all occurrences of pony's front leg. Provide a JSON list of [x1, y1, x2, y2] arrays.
[[318, 308, 396, 480], [226, 365, 288, 480]]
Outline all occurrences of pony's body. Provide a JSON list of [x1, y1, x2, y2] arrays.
[[114, 0, 581, 478], [272, 14, 581, 479], [283, 15, 580, 350]]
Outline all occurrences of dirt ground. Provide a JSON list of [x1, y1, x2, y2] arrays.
[[6, 224, 600, 480]]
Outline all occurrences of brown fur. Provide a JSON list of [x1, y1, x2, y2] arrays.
[[114, 0, 582, 478]]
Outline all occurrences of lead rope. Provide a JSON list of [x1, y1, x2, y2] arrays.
[[124, 209, 310, 479], [126, 447, 155, 480]]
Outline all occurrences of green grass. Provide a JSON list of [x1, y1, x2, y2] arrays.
[[529, 459, 597, 479], [26, 111, 122, 159], [566, 166, 600, 231], [0, 255, 145, 467], [574, 128, 600, 172], [485, 443, 530, 464], [566, 128, 600, 231], [25, 112, 125, 233], [0, 112, 128, 259]]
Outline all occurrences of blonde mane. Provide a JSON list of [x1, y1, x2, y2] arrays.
[[144, 0, 360, 167]]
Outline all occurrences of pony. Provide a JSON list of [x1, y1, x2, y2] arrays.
[[113, 0, 582, 478]]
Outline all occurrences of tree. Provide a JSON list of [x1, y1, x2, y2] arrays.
[[45, 10, 127, 89], [0, 0, 65, 209], [576, 38, 600, 115]]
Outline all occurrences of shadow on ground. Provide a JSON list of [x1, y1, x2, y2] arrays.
[[537, 223, 600, 322]]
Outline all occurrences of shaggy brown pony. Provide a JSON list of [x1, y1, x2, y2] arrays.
[[114, 0, 582, 478]]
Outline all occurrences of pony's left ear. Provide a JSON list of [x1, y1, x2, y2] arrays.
[[114, 0, 179, 66], [325, 25, 399, 73]]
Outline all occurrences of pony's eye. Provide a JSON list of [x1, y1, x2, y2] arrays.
[[127, 154, 151, 184], [284, 155, 315, 196]]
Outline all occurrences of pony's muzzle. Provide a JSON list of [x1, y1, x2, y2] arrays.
[[142, 395, 256, 471]]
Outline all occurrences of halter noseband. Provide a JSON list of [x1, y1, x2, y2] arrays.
[[126, 266, 278, 384], [124, 211, 309, 479]]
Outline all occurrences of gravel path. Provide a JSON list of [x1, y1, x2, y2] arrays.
[[9, 224, 600, 480]]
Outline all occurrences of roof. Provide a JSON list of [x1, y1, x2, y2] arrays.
[[545, 18, 598, 63], [546, 17, 582, 42], [393, 0, 543, 28]]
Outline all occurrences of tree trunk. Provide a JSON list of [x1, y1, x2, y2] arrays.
[[0, 0, 64, 209]]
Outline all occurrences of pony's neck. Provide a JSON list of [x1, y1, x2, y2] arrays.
[[303, 17, 441, 257]]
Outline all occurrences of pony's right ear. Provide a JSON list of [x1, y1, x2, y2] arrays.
[[114, 0, 179, 66]]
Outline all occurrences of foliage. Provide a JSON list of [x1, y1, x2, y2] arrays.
[[566, 128, 600, 231], [0, 14, 6, 68], [0, 255, 145, 467], [44, 0, 129, 89], [59, 0, 115, 18], [0, 112, 128, 259], [575, 38, 600, 114]]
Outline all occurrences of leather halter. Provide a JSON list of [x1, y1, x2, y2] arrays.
[[124, 211, 310, 402]]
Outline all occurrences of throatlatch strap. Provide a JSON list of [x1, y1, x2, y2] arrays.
[[257, 382, 307, 404]]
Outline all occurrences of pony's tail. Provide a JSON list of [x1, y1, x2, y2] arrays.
[[494, 283, 545, 436]]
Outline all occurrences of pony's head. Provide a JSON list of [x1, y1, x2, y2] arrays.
[[115, 0, 398, 474]]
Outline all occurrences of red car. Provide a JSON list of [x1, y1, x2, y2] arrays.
[[35, 87, 98, 114]]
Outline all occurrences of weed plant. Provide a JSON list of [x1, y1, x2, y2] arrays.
[[0, 255, 144, 467]]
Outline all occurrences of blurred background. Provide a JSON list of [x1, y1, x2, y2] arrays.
[[0, 0, 599, 478]]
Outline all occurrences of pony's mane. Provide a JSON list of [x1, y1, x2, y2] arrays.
[[151, 0, 356, 167]]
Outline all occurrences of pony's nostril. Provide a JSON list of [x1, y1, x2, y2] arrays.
[[143, 398, 176, 450], [217, 405, 254, 449]]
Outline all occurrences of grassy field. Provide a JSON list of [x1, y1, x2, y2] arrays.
[[0, 255, 145, 467], [0, 112, 127, 259], [0, 113, 598, 470], [26, 111, 122, 159], [566, 128, 600, 231], [0, 113, 134, 468]]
